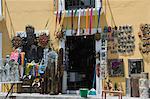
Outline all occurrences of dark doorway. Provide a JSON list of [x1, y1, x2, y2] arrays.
[[65, 35, 95, 90]]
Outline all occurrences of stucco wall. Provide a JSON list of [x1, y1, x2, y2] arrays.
[[0, 0, 150, 95], [1, 0, 59, 58], [102, 0, 150, 95]]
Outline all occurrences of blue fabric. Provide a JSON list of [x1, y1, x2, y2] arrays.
[[39, 65, 45, 74]]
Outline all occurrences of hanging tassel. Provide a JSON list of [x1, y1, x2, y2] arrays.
[[54, 11, 58, 36], [89, 8, 93, 34], [94, 8, 98, 29], [97, 7, 102, 29], [59, 11, 62, 24], [20, 52, 25, 66], [86, 8, 89, 34], [77, 8, 81, 35], [71, 10, 74, 34], [35, 64, 39, 77]]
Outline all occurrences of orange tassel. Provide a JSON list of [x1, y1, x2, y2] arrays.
[[86, 8, 89, 34]]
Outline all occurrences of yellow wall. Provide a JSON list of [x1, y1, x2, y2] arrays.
[[101, 0, 150, 95], [1, 0, 150, 95], [1, 0, 59, 58]]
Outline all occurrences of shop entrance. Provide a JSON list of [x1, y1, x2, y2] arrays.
[[65, 35, 96, 90]]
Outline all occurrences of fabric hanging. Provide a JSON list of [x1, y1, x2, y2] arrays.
[[35, 64, 39, 77], [59, 11, 62, 24], [55, 11, 58, 36], [94, 8, 98, 28], [66, 10, 70, 30], [74, 9, 78, 17], [86, 8, 89, 34], [39, 65, 45, 75], [77, 8, 81, 35], [74, 9, 78, 34], [97, 7, 102, 29], [89, 8, 93, 34], [71, 10, 74, 34], [26, 63, 33, 75], [23, 58, 27, 76], [17, 54, 21, 65], [10, 51, 19, 62], [20, 52, 25, 66], [55, 0, 59, 35], [59, 0, 63, 23]]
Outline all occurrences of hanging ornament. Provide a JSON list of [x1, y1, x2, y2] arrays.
[[95, 7, 102, 41], [56, 27, 65, 39], [12, 36, 22, 49], [108, 26, 112, 32], [38, 33, 49, 48]]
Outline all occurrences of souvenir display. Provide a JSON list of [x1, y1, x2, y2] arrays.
[[100, 32, 108, 79], [107, 59, 124, 77], [2, 25, 62, 94], [0, 57, 19, 82], [139, 73, 149, 98], [139, 24, 150, 55], [106, 25, 135, 55]]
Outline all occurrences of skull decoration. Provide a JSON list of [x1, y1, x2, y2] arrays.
[[12, 36, 22, 49], [38, 33, 49, 48]]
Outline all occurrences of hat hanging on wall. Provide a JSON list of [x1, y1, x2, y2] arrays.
[[114, 26, 118, 30], [138, 32, 142, 38], [144, 24, 148, 29], [140, 24, 144, 31]]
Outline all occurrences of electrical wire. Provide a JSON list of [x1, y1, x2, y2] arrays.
[[106, 0, 116, 26], [4, 0, 15, 38]]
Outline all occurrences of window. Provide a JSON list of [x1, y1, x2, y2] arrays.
[[57, 0, 101, 14], [65, 0, 95, 10]]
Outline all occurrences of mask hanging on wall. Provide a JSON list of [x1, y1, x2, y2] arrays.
[[12, 36, 22, 49], [38, 33, 49, 48]]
